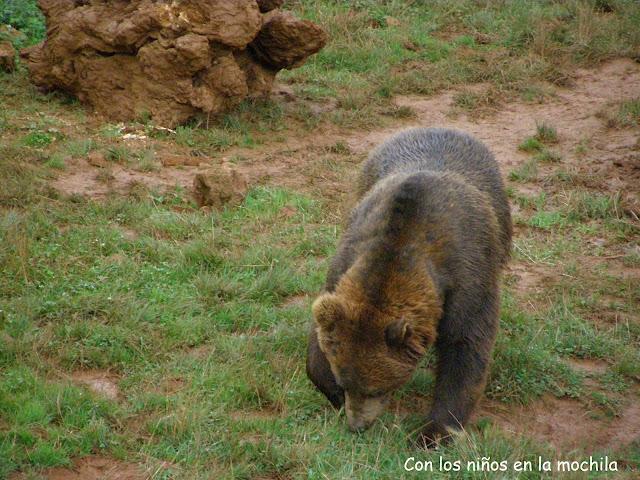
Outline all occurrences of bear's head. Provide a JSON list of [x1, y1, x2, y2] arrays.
[[312, 268, 441, 431]]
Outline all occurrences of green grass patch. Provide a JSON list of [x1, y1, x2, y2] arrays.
[[518, 137, 543, 152], [616, 97, 640, 126], [534, 121, 558, 144], [104, 145, 132, 163], [509, 159, 539, 182], [534, 149, 561, 163], [3, 183, 612, 478], [21, 130, 55, 148], [562, 191, 621, 222], [2, 1, 640, 477], [600, 97, 640, 128], [64, 139, 95, 159], [0, 367, 118, 471], [528, 210, 564, 230], [43, 152, 66, 170]]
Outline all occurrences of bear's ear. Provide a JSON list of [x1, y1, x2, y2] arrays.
[[385, 319, 426, 358], [312, 293, 344, 332], [384, 319, 412, 347]]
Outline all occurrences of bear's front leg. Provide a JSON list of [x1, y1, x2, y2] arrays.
[[418, 333, 495, 448], [306, 326, 344, 408]]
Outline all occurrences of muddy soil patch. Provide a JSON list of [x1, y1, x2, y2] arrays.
[[52, 156, 203, 199], [506, 262, 557, 299], [9, 456, 146, 480], [72, 370, 120, 401], [51, 60, 640, 213], [347, 59, 640, 211], [485, 396, 601, 451], [482, 392, 640, 452]]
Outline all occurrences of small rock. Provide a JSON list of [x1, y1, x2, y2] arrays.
[[193, 166, 248, 209], [0, 41, 16, 73]]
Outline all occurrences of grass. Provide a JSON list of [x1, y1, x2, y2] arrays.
[[1, 179, 635, 478], [518, 122, 559, 157], [279, 0, 640, 127], [170, 98, 289, 153], [64, 139, 95, 159], [509, 159, 539, 182], [535, 149, 562, 163], [534, 121, 558, 144], [518, 137, 544, 153], [599, 97, 640, 128], [1, 136, 638, 478], [21, 130, 55, 148], [452, 86, 502, 117], [104, 145, 132, 163], [1, 1, 640, 478]]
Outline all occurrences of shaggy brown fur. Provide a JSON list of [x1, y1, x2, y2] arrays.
[[306, 128, 512, 446]]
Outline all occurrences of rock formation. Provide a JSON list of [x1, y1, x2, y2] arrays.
[[22, 0, 326, 127], [193, 167, 248, 209]]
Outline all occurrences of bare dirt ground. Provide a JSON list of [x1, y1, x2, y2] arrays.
[[9, 456, 146, 480], [70, 370, 120, 401], [483, 391, 640, 452], [352, 59, 640, 204], [53, 58, 639, 209], [43, 58, 640, 474]]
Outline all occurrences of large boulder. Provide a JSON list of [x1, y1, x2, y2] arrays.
[[22, 0, 327, 127]]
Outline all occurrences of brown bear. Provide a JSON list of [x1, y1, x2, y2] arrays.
[[306, 127, 512, 447]]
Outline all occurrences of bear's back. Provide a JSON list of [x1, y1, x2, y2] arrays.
[[359, 128, 511, 262]]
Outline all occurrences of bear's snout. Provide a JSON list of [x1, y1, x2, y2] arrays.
[[347, 416, 371, 432], [345, 392, 388, 432]]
